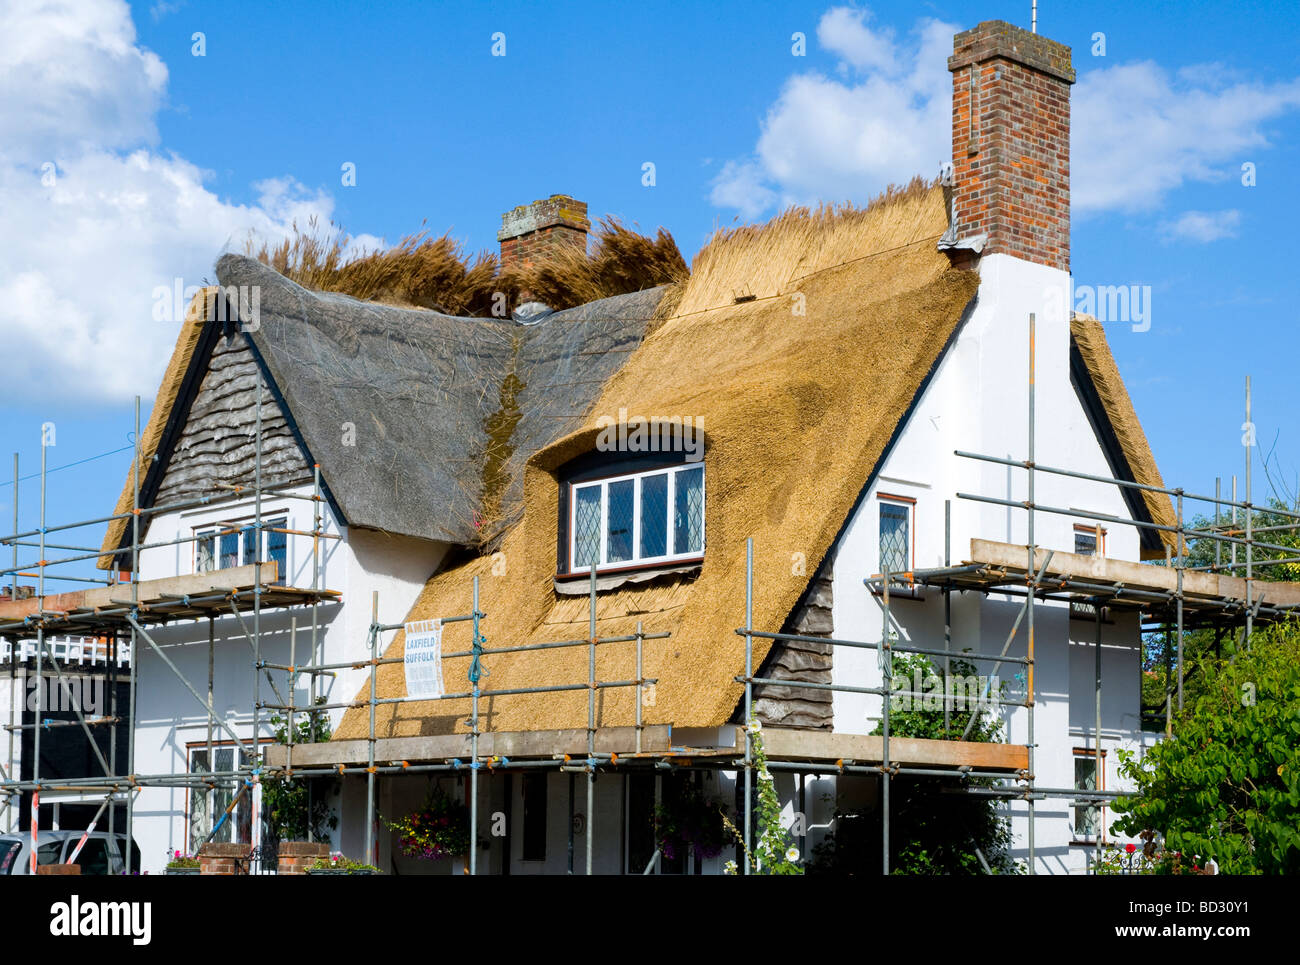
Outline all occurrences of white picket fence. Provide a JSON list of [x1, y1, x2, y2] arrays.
[[1, 636, 131, 669]]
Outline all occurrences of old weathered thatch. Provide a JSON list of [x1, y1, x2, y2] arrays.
[[1070, 314, 1177, 556], [244, 216, 688, 315], [99, 259, 668, 564], [500, 217, 689, 312], [246, 220, 502, 316], [335, 183, 976, 739]]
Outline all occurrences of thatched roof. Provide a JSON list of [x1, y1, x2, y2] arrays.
[[99, 257, 667, 564], [1070, 314, 1177, 556], [335, 183, 980, 738], [99, 179, 1175, 737]]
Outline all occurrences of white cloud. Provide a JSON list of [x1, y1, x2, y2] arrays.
[[817, 6, 898, 74], [0, 0, 167, 164], [708, 160, 777, 220], [0, 0, 336, 405], [710, 7, 956, 219], [149, 1, 184, 20], [1072, 63, 1300, 213], [1158, 209, 1241, 244], [712, 6, 1300, 223]]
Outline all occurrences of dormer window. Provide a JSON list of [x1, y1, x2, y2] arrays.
[[563, 463, 704, 576]]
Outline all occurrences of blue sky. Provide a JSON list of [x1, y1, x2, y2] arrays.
[[2, 0, 1298, 588]]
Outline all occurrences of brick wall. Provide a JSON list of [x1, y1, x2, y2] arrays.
[[198, 842, 250, 875], [277, 841, 330, 875], [948, 21, 1075, 271], [498, 194, 589, 272]]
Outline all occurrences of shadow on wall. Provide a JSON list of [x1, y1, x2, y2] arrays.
[[348, 529, 447, 584]]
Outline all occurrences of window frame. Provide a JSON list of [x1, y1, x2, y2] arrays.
[[1071, 747, 1107, 844], [874, 493, 921, 599], [194, 514, 289, 583], [185, 739, 274, 853], [564, 463, 705, 577], [1073, 522, 1106, 557]]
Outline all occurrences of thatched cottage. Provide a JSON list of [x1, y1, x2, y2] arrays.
[[100, 19, 1178, 874]]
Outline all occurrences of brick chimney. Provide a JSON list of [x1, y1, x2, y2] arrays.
[[498, 194, 590, 271], [947, 21, 1075, 271]]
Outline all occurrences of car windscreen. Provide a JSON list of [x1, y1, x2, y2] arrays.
[[0, 841, 19, 874]]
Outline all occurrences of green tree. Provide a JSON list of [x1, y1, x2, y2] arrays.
[[1111, 623, 1300, 874], [1139, 498, 1300, 728], [1183, 497, 1300, 580], [259, 707, 338, 845]]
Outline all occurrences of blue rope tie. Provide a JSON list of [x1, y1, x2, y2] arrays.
[[468, 622, 489, 685]]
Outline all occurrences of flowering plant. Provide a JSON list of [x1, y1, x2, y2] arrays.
[[309, 852, 380, 873], [652, 782, 729, 862], [166, 850, 200, 869], [721, 720, 804, 875], [1091, 829, 1216, 875], [386, 786, 471, 860]]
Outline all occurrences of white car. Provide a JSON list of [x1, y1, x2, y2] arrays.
[[0, 831, 142, 875]]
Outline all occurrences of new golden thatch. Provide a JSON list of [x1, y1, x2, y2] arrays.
[[335, 181, 975, 739]]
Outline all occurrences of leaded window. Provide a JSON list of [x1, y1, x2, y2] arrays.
[[1074, 755, 1101, 839], [879, 500, 911, 576], [568, 464, 705, 574]]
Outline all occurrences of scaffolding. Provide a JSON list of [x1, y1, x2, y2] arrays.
[[1, 386, 337, 872], [1, 314, 1288, 875]]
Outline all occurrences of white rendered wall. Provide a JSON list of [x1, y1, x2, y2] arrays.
[[827, 253, 1152, 873], [126, 487, 444, 871]]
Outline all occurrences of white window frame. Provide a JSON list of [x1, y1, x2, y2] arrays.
[[194, 513, 289, 576], [566, 464, 705, 575], [1072, 749, 1106, 843]]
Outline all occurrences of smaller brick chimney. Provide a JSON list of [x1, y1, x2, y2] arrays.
[[947, 21, 1075, 271], [498, 194, 590, 271]]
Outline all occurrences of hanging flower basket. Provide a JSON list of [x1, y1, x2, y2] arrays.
[[653, 784, 729, 863], [386, 786, 471, 861]]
